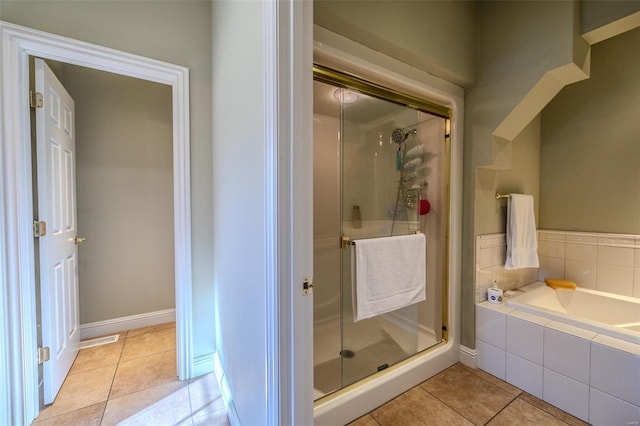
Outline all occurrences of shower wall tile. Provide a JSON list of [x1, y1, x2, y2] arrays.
[[598, 245, 635, 267], [475, 230, 640, 305], [475, 234, 538, 300], [534, 230, 640, 299], [565, 243, 597, 262], [565, 232, 597, 245], [538, 230, 565, 242], [537, 231, 565, 283], [538, 240, 565, 259], [596, 265, 634, 296], [477, 234, 506, 269], [491, 267, 538, 290], [537, 256, 564, 281], [564, 260, 597, 290], [598, 234, 637, 248]]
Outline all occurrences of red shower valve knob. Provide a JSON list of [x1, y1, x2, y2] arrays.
[[419, 199, 431, 215]]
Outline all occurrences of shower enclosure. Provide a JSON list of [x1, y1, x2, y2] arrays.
[[313, 66, 451, 399]]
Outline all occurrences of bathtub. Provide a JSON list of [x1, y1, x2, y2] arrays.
[[477, 282, 640, 424], [506, 282, 640, 344]]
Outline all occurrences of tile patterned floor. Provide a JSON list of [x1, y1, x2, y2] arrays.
[[348, 363, 590, 426], [34, 328, 588, 426], [32, 322, 229, 426]]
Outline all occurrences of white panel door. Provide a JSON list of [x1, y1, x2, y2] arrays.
[[35, 58, 80, 404]]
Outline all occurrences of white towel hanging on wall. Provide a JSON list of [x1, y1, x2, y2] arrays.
[[505, 193, 539, 269], [351, 233, 426, 322]]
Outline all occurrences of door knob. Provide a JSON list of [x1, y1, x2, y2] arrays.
[[73, 236, 86, 245]]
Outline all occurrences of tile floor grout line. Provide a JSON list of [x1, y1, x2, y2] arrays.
[[102, 333, 177, 399], [515, 394, 577, 426], [35, 325, 189, 425], [480, 393, 519, 426], [367, 413, 384, 426], [417, 384, 479, 425], [99, 330, 127, 425], [418, 369, 522, 426]]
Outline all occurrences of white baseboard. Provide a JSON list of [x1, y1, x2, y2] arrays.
[[459, 345, 477, 368], [192, 353, 215, 378], [214, 353, 240, 426], [79, 308, 175, 339]]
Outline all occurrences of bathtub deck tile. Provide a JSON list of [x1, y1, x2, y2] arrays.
[[545, 321, 597, 341], [507, 313, 546, 364], [592, 334, 640, 355]]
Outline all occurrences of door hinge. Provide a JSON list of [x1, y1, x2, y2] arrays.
[[38, 346, 50, 364], [29, 90, 43, 108], [33, 220, 47, 238]]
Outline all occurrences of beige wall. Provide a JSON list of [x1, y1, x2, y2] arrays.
[[211, 1, 270, 422], [581, 0, 640, 34], [1, 0, 215, 357], [461, 1, 586, 348], [58, 64, 175, 324], [540, 27, 640, 234], [314, 0, 477, 87], [475, 115, 541, 237]]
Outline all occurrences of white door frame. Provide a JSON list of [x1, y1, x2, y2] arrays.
[[0, 21, 192, 424]]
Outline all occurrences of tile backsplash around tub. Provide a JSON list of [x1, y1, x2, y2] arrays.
[[475, 231, 640, 303], [475, 234, 538, 303], [537, 230, 640, 299]]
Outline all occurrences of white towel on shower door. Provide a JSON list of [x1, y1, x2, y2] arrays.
[[505, 193, 539, 269], [351, 233, 426, 322]]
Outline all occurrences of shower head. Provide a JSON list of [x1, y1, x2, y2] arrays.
[[391, 128, 408, 144], [391, 128, 417, 144]]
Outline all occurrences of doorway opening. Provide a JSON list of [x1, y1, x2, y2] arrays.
[[32, 57, 177, 404], [0, 21, 192, 423]]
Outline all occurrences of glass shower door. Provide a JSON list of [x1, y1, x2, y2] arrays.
[[339, 90, 421, 387], [313, 68, 450, 400]]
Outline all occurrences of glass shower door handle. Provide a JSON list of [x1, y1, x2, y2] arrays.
[[341, 236, 351, 249]]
